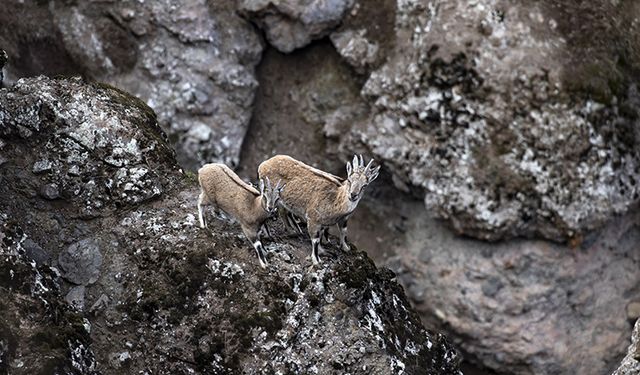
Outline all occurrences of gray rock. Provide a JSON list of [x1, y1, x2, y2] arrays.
[[0, 74, 462, 375], [0, 76, 179, 216], [39, 183, 60, 200], [342, 0, 640, 242], [1, 0, 263, 170], [330, 29, 378, 73], [22, 238, 50, 266], [32, 160, 52, 174], [239, 0, 354, 52], [385, 206, 640, 375], [58, 238, 102, 285], [611, 320, 640, 375], [65, 285, 86, 311]]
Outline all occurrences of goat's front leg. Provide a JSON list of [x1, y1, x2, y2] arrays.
[[320, 227, 331, 246], [338, 218, 350, 252], [260, 223, 273, 240], [197, 191, 208, 229], [287, 212, 304, 235], [243, 225, 268, 268], [308, 222, 322, 265]]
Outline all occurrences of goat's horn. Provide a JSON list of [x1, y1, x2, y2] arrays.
[[365, 159, 374, 171], [352, 155, 359, 168], [359, 154, 364, 167]]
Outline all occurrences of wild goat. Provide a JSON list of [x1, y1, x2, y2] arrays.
[[197, 163, 283, 268], [258, 155, 380, 264]]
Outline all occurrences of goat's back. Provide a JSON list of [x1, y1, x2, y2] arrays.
[[258, 155, 343, 219], [199, 163, 259, 205]]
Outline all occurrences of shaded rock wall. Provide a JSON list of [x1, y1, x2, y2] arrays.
[[0, 0, 263, 170], [0, 76, 461, 374]]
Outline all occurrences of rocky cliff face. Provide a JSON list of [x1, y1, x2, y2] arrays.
[[0, 76, 461, 374], [2, 1, 640, 375]]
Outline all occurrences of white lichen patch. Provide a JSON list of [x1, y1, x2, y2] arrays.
[[206, 258, 244, 279]]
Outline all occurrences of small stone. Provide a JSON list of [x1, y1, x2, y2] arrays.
[[32, 160, 52, 174], [65, 285, 86, 311], [58, 238, 102, 285], [481, 277, 503, 298], [626, 302, 640, 320], [22, 238, 50, 265], [39, 183, 60, 200]]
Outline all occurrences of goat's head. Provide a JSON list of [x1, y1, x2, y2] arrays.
[[259, 177, 284, 216], [346, 154, 380, 202]]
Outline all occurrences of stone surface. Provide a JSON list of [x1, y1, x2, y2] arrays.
[[239, 0, 354, 53], [0, 76, 179, 217], [0, 67, 461, 375], [382, 194, 640, 375], [65, 285, 86, 311], [58, 239, 103, 286], [233, 12, 640, 372], [0, 0, 263, 170], [339, 0, 640, 242], [330, 29, 379, 73], [612, 320, 640, 375]]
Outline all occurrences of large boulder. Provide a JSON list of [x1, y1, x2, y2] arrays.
[[239, 0, 354, 53], [384, 200, 640, 375], [337, 0, 640, 242], [0, 0, 263, 170], [0, 76, 180, 218], [0, 76, 462, 374]]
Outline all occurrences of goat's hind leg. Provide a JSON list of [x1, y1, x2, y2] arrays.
[[321, 227, 331, 246], [308, 222, 323, 265]]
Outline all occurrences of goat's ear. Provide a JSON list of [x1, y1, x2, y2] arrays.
[[352, 155, 359, 169], [346, 160, 352, 176], [259, 178, 265, 195]]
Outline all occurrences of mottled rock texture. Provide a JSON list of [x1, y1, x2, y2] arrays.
[[340, 0, 640, 242], [386, 205, 640, 375], [612, 319, 640, 375], [0, 76, 461, 374], [0, 0, 263, 170], [239, 0, 354, 53]]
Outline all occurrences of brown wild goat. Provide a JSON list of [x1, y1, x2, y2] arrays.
[[198, 163, 283, 268], [258, 155, 379, 264]]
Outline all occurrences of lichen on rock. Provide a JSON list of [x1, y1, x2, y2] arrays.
[[341, 0, 640, 242], [0, 71, 462, 374], [239, 0, 355, 53]]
